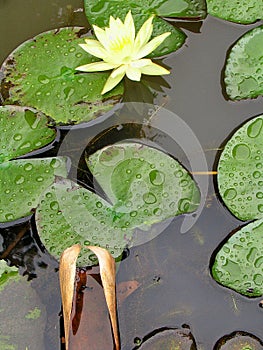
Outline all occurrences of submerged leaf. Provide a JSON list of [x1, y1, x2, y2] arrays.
[[224, 26, 263, 100], [87, 142, 200, 229], [217, 115, 263, 221], [214, 331, 263, 349], [36, 178, 131, 267], [0, 157, 67, 222], [207, 0, 263, 24], [0, 105, 56, 163], [212, 218, 263, 297], [84, 0, 188, 57], [59, 244, 81, 350], [86, 246, 119, 350], [0, 28, 123, 125], [134, 328, 197, 349]]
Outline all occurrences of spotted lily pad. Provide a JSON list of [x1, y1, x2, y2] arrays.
[[0, 27, 123, 125], [217, 115, 263, 221], [35, 177, 131, 267], [212, 219, 263, 297], [214, 331, 263, 349], [224, 26, 263, 100], [84, 0, 190, 57], [86, 142, 200, 229], [0, 260, 19, 291], [207, 0, 263, 24], [0, 157, 67, 222], [0, 105, 56, 163]]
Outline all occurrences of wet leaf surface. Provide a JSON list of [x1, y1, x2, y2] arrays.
[[133, 327, 197, 349], [214, 331, 263, 350], [212, 218, 263, 297], [0, 157, 67, 222], [0, 260, 46, 349], [36, 178, 131, 267], [87, 142, 200, 229], [224, 26, 263, 100], [217, 115, 263, 221], [84, 0, 188, 57], [0, 105, 56, 163], [0, 27, 123, 125], [207, 0, 263, 24]]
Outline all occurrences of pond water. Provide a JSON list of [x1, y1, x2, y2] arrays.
[[0, 1, 263, 349]]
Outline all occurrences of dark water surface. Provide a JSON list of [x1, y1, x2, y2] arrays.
[[0, 1, 263, 349]]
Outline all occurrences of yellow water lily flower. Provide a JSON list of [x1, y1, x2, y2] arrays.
[[76, 11, 171, 94]]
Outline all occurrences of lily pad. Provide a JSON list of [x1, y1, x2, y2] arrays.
[[0, 105, 56, 163], [224, 26, 263, 100], [84, 0, 189, 57], [87, 142, 200, 229], [0, 27, 123, 125], [35, 177, 131, 267], [0, 260, 19, 291], [212, 218, 263, 297], [0, 260, 46, 350], [133, 328, 197, 349], [214, 331, 263, 349], [217, 115, 263, 221], [0, 157, 67, 222], [207, 0, 263, 24]]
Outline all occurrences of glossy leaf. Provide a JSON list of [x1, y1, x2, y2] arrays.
[[207, 0, 263, 24], [36, 178, 131, 267], [87, 142, 200, 229], [0, 157, 67, 222], [84, 0, 188, 57], [214, 331, 263, 350], [224, 26, 263, 100], [217, 115, 263, 221], [0, 28, 123, 125], [212, 218, 263, 297], [133, 328, 197, 349], [0, 105, 56, 163]]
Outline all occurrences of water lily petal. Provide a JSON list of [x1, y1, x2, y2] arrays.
[[93, 25, 109, 49], [124, 10, 135, 41], [140, 61, 170, 75], [76, 61, 117, 72], [134, 32, 171, 59], [131, 59, 153, 68], [134, 15, 154, 54], [102, 68, 126, 94], [126, 66, 142, 81], [79, 40, 107, 59]]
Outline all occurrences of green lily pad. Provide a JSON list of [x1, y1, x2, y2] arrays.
[[0, 27, 123, 125], [0, 260, 46, 349], [134, 328, 197, 349], [212, 218, 263, 297], [217, 115, 263, 221], [0, 105, 56, 163], [214, 331, 263, 349], [224, 26, 263, 100], [0, 260, 19, 292], [87, 142, 200, 229], [207, 0, 263, 24], [0, 157, 67, 222], [84, 0, 189, 57], [35, 177, 131, 267]]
